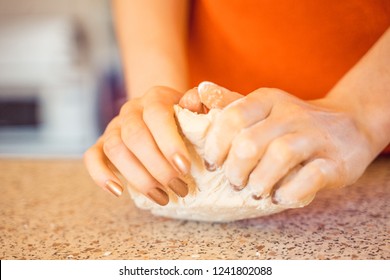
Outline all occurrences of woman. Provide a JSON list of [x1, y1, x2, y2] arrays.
[[84, 0, 390, 208]]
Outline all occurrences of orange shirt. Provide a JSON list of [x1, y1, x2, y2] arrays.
[[188, 0, 390, 98], [188, 0, 390, 153]]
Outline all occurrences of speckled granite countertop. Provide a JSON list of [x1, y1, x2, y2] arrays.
[[0, 156, 389, 260]]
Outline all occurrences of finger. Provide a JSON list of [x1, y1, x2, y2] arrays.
[[248, 133, 320, 199], [272, 158, 336, 208], [224, 118, 290, 189], [121, 110, 188, 197], [197, 81, 243, 109], [178, 88, 205, 113], [83, 140, 124, 197], [203, 91, 273, 170], [142, 88, 191, 176], [103, 128, 169, 206]]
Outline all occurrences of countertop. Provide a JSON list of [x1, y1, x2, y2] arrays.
[[0, 156, 389, 260]]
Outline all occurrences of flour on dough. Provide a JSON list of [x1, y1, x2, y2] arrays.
[[127, 105, 287, 222]]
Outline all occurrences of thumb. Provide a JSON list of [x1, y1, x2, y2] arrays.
[[178, 88, 204, 113], [198, 81, 244, 109]]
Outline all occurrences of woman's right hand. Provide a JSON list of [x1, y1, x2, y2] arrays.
[[84, 86, 192, 206]]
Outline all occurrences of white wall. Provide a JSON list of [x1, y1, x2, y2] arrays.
[[0, 0, 118, 157]]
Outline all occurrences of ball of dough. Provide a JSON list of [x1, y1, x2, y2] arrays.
[[127, 105, 287, 222]]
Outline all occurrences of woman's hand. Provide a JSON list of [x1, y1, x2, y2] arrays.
[[84, 86, 192, 205], [182, 82, 375, 208]]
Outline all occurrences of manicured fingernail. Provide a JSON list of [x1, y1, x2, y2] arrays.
[[271, 194, 281, 205], [252, 193, 269, 201], [231, 183, 245, 192], [147, 187, 169, 206], [172, 153, 190, 175], [204, 160, 217, 172], [105, 180, 123, 197], [198, 81, 223, 109], [198, 81, 216, 94], [202, 104, 210, 113], [168, 177, 188, 197]]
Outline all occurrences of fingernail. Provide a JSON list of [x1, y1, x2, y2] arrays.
[[231, 183, 245, 192], [105, 180, 123, 197], [198, 81, 216, 94], [168, 177, 188, 197], [172, 153, 190, 175], [252, 193, 269, 201], [147, 187, 169, 206], [198, 81, 223, 109], [271, 194, 281, 205], [202, 104, 210, 113], [204, 160, 217, 172]]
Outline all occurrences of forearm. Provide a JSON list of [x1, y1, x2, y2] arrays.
[[112, 0, 189, 99], [324, 28, 390, 156]]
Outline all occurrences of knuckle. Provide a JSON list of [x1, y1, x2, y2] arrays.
[[83, 141, 103, 164], [322, 159, 348, 188], [144, 100, 166, 115], [144, 101, 169, 120], [83, 148, 97, 168], [220, 106, 245, 129], [145, 86, 163, 100], [252, 87, 271, 96], [307, 159, 334, 188], [233, 130, 259, 159], [123, 118, 146, 142], [119, 100, 139, 115], [252, 87, 285, 99], [103, 132, 123, 157], [83, 147, 93, 161], [308, 163, 325, 182], [306, 163, 329, 193], [268, 138, 295, 163]]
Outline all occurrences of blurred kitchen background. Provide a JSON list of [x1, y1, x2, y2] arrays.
[[0, 0, 126, 157]]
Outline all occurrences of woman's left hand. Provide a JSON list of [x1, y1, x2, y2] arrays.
[[180, 82, 375, 208]]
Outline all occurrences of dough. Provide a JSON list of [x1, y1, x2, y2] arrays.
[[127, 105, 287, 222]]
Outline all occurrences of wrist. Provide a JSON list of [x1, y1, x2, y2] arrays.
[[124, 52, 189, 99], [314, 92, 388, 158]]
